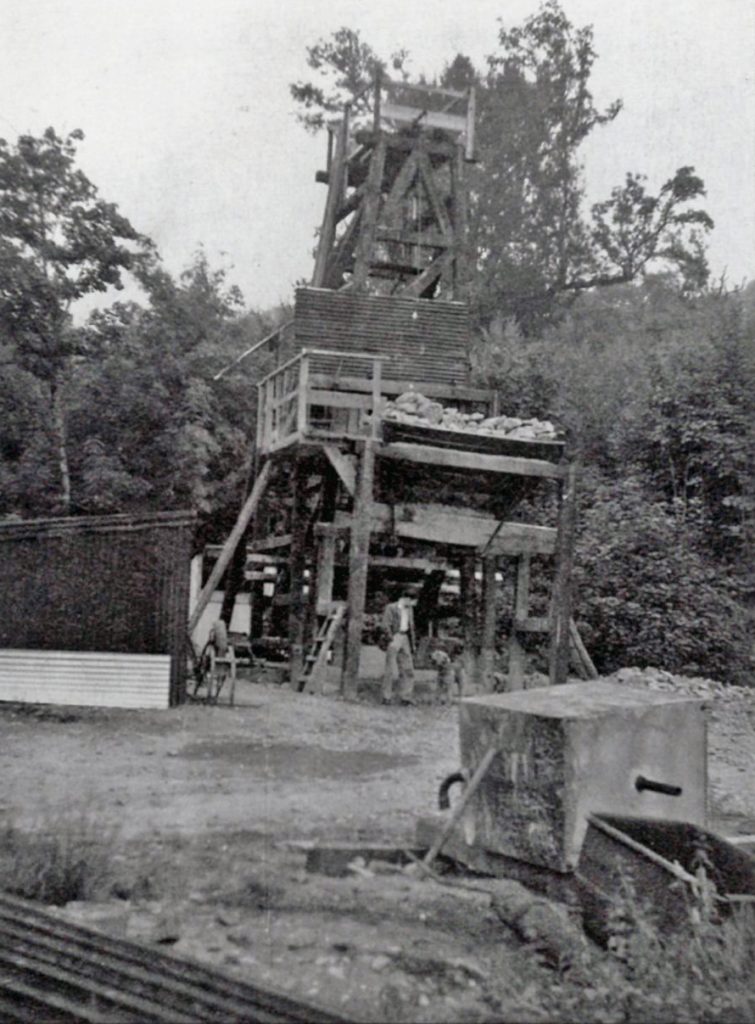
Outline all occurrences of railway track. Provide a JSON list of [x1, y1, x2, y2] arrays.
[[0, 892, 363, 1023]]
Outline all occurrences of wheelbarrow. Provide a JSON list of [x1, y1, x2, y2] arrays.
[[576, 813, 755, 943]]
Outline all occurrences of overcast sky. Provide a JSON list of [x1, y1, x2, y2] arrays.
[[1, 0, 753, 315]]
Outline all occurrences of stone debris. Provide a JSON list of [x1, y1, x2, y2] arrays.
[[383, 391, 561, 441], [606, 666, 753, 706]]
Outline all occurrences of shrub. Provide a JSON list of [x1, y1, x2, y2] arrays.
[[532, 891, 755, 1023], [574, 477, 751, 684], [0, 810, 119, 905]]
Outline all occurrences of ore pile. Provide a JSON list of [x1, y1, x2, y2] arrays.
[[607, 666, 753, 706], [383, 391, 560, 441]]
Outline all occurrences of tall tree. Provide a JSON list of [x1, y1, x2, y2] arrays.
[[0, 127, 154, 511], [290, 27, 409, 132]]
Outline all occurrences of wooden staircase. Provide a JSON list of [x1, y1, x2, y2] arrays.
[[296, 602, 346, 694]]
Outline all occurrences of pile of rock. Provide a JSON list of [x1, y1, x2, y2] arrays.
[[606, 666, 752, 706], [383, 391, 560, 442]]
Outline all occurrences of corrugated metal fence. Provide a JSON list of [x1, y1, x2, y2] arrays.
[[0, 511, 195, 707]]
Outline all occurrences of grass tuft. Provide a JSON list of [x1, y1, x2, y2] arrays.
[[0, 809, 120, 905], [501, 879, 755, 1024]]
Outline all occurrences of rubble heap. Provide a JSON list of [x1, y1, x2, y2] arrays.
[[383, 391, 560, 441]]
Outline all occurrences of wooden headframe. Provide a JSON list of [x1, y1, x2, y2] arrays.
[[312, 74, 474, 299]]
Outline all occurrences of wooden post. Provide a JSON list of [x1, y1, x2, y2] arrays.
[[465, 87, 476, 161], [478, 556, 498, 692], [351, 137, 387, 290], [312, 109, 350, 288], [373, 66, 382, 135], [250, 578, 265, 638], [316, 533, 337, 608], [450, 143, 469, 300], [508, 554, 531, 691], [342, 439, 375, 698], [549, 463, 578, 686], [317, 461, 339, 609], [370, 356, 382, 437], [414, 569, 446, 642], [297, 353, 310, 437], [188, 461, 271, 634], [304, 555, 318, 655], [288, 456, 308, 686], [459, 553, 477, 685]]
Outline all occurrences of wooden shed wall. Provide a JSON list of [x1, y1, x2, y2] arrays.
[[293, 287, 470, 387], [0, 511, 194, 706]]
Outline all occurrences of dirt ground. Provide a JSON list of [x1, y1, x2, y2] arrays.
[[1, 667, 754, 1022]]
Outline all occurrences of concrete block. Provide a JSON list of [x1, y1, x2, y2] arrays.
[[458, 681, 707, 872]]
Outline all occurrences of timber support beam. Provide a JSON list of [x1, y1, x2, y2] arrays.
[[188, 461, 272, 635], [549, 463, 578, 685], [342, 439, 375, 698], [288, 456, 309, 685]]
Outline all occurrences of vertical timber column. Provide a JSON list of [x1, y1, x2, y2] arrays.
[[509, 554, 531, 691], [343, 439, 375, 698], [478, 556, 498, 692], [250, 578, 265, 638], [450, 143, 468, 300], [312, 108, 350, 288], [459, 553, 477, 685], [316, 532, 337, 607], [549, 462, 578, 686], [288, 455, 308, 687], [316, 465, 339, 611], [351, 138, 387, 290]]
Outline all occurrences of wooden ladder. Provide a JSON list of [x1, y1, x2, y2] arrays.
[[296, 602, 346, 694]]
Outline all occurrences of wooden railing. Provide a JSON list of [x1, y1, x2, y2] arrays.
[[256, 349, 385, 454]]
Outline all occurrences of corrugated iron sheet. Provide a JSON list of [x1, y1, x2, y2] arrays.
[[0, 650, 171, 709], [294, 287, 470, 387]]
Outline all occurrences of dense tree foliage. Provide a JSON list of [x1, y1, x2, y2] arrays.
[[479, 277, 754, 681], [0, 128, 154, 510], [0, 244, 287, 534]]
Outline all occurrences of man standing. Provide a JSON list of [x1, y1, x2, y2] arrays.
[[381, 588, 417, 705]]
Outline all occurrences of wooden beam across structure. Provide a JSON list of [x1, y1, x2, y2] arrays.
[[250, 533, 292, 552], [331, 502, 557, 555], [379, 442, 566, 481], [307, 375, 492, 405]]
